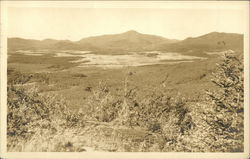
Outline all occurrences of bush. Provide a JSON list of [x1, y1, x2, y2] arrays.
[[7, 69, 32, 85], [83, 76, 192, 135], [7, 85, 85, 151], [82, 75, 193, 152], [84, 81, 122, 122]]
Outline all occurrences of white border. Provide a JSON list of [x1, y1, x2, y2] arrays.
[[0, 1, 249, 159], [1, 1, 249, 9], [0, 0, 8, 156]]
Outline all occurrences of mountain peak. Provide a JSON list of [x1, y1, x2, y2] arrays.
[[123, 30, 139, 34]]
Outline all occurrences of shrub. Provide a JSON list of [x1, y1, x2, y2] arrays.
[[7, 84, 85, 151], [84, 81, 122, 122], [7, 69, 32, 85]]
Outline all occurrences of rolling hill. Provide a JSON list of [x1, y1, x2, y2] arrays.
[[8, 38, 60, 51], [158, 32, 243, 53]]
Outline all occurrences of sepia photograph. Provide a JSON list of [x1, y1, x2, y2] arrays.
[[0, 1, 249, 158]]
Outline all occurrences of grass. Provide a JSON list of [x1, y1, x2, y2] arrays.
[[8, 53, 81, 72], [7, 51, 244, 152], [8, 52, 218, 110]]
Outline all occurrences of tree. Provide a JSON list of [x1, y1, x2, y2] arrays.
[[205, 53, 244, 151]]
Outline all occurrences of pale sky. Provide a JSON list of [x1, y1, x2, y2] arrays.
[[7, 6, 247, 41]]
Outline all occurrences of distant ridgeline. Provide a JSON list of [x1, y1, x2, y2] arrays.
[[8, 31, 243, 55]]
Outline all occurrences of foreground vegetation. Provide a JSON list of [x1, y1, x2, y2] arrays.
[[7, 53, 244, 152]]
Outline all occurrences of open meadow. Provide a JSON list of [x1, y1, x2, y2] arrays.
[[7, 42, 244, 152]]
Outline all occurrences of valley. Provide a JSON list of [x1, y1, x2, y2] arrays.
[[7, 31, 244, 152]]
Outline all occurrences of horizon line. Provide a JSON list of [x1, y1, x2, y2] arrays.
[[7, 30, 244, 42]]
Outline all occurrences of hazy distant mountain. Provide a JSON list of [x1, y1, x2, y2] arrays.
[[77, 30, 178, 51], [8, 30, 177, 51], [8, 31, 243, 54], [158, 32, 243, 53], [8, 38, 60, 51]]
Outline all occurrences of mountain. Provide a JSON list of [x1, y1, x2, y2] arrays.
[[8, 38, 42, 50], [8, 38, 60, 51], [77, 30, 178, 51], [8, 31, 243, 54], [158, 32, 243, 53], [8, 30, 177, 51]]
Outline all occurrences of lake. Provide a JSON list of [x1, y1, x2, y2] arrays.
[[14, 50, 206, 68]]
